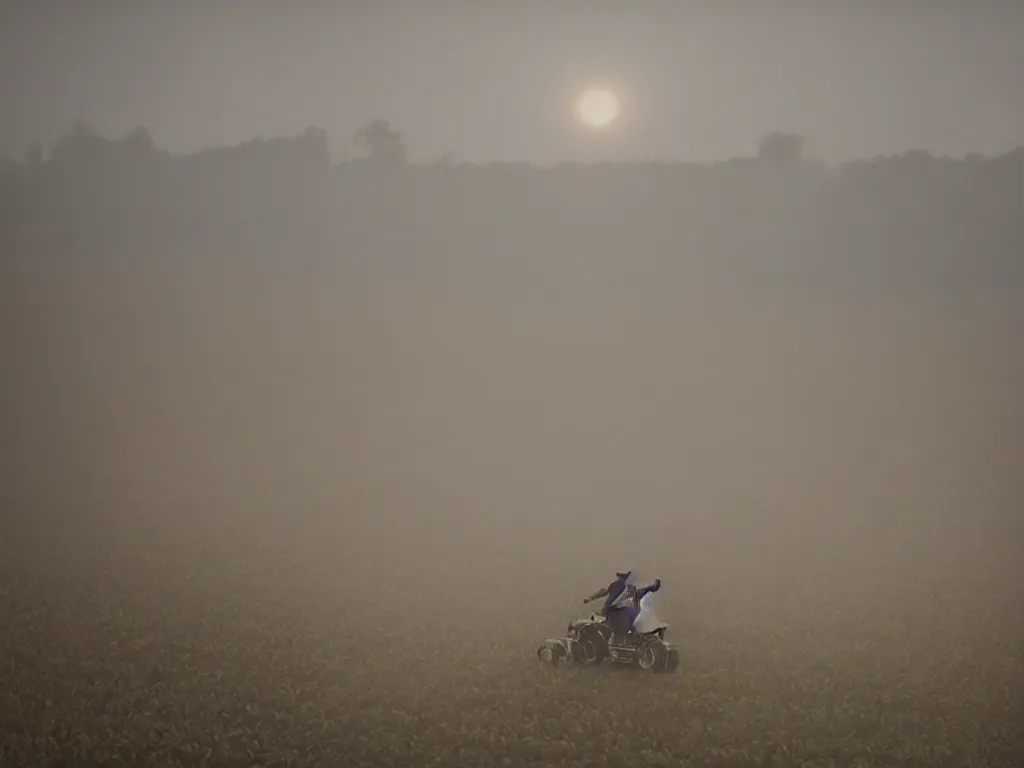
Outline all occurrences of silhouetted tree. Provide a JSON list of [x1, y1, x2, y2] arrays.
[[50, 119, 113, 168], [122, 127, 157, 156], [757, 132, 805, 166], [353, 119, 407, 169], [72, 119, 97, 138], [432, 151, 457, 168], [300, 126, 332, 170]]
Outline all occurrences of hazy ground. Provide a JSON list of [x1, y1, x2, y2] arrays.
[[2, 265, 1022, 766]]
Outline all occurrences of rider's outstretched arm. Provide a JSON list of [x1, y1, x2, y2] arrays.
[[584, 587, 609, 603], [635, 579, 662, 600]]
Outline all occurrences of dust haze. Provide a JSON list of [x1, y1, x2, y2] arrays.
[[2, 4, 1023, 767]]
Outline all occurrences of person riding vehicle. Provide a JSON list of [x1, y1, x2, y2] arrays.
[[584, 571, 662, 646], [583, 571, 633, 613]]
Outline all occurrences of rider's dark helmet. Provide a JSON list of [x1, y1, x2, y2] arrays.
[[615, 571, 632, 580]]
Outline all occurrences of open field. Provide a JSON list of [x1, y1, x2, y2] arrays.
[[3, 262, 1023, 767], [2, 499, 1021, 768]]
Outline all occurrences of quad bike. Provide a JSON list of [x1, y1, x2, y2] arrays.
[[536, 593, 679, 673]]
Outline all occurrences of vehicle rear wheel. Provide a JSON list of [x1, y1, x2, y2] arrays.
[[636, 638, 669, 672]]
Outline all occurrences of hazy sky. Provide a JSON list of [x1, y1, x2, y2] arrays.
[[2, 1, 1021, 164]]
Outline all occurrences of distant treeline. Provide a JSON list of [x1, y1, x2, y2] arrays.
[[2, 119, 1022, 298], [3, 121, 1022, 526]]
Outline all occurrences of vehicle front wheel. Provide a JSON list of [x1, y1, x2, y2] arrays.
[[573, 626, 608, 666]]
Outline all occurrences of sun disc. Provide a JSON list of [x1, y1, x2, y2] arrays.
[[576, 89, 620, 129]]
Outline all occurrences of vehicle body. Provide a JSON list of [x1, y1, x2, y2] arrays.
[[536, 592, 679, 673]]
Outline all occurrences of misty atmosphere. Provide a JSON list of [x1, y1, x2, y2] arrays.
[[2, 3, 1024, 767]]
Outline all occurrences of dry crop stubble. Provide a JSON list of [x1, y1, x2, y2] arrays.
[[1, 509, 1022, 767]]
